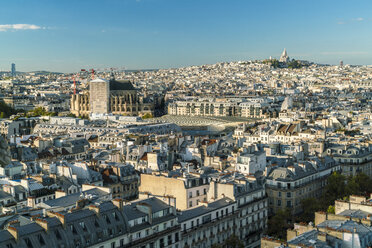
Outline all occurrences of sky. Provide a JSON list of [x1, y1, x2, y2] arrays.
[[0, 0, 371, 72]]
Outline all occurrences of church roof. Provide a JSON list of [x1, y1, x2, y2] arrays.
[[281, 48, 287, 57], [109, 79, 136, 91]]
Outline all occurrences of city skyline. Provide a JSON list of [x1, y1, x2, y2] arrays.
[[0, 0, 372, 72]]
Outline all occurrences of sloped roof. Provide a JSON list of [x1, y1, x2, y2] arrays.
[[109, 79, 135, 91]]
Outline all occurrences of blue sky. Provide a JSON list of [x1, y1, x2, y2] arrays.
[[0, 0, 371, 72]]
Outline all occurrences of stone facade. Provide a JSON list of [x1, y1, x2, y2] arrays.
[[70, 78, 154, 117]]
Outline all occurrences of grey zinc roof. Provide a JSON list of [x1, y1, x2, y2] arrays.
[[123, 197, 171, 221], [267, 162, 319, 182], [123, 205, 147, 221], [64, 209, 96, 223], [109, 79, 136, 91], [338, 209, 370, 219], [0, 229, 13, 242], [134, 197, 171, 213], [178, 197, 234, 222], [287, 229, 333, 248], [42, 188, 109, 208], [0, 190, 12, 199], [17, 222, 44, 236], [317, 220, 372, 238]]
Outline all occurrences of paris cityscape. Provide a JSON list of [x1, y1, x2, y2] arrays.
[[1, 1, 372, 248]]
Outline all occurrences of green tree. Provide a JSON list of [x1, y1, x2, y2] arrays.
[[321, 172, 347, 208], [267, 209, 292, 240], [327, 205, 335, 214], [297, 198, 321, 223], [142, 113, 153, 119], [0, 100, 17, 118], [287, 59, 302, 69], [222, 234, 244, 248], [27, 107, 56, 117]]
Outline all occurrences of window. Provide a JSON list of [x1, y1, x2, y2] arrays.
[[287, 201, 292, 207], [196, 190, 200, 196], [189, 192, 192, 198], [203, 188, 207, 194], [111, 242, 115, 248], [70, 225, 77, 235], [278, 192, 281, 197], [113, 212, 119, 221], [286, 192, 291, 198], [120, 239, 124, 246], [277, 200, 281, 206], [189, 201, 192, 207], [79, 222, 87, 231]]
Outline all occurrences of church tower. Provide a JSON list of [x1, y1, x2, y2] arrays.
[[279, 48, 290, 63]]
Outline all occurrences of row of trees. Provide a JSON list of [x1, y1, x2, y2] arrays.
[[262, 59, 280, 68], [26, 107, 57, 117], [267, 172, 372, 239], [287, 59, 302, 69], [0, 100, 18, 118]]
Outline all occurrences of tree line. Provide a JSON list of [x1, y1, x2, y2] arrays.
[[267, 172, 372, 239]]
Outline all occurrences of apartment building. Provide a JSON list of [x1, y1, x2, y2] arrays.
[[266, 157, 339, 215]]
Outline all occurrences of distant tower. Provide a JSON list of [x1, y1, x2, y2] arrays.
[[11, 63, 16, 77], [339, 60, 343, 67], [279, 48, 289, 63]]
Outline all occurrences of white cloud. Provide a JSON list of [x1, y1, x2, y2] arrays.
[[0, 24, 43, 32], [354, 17, 364, 21]]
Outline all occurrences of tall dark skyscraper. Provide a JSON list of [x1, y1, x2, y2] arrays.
[[11, 63, 16, 77]]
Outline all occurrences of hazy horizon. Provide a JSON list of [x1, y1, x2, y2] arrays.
[[1, 0, 371, 73]]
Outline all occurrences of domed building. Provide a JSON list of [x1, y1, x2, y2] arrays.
[[70, 76, 154, 117], [279, 48, 290, 63]]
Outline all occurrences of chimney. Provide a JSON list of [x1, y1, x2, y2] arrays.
[[7, 226, 18, 242], [112, 198, 124, 210], [55, 190, 67, 199], [47, 211, 66, 228], [136, 203, 152, 224], [89, 205, 101, 217], [35, 218, 49, 232]]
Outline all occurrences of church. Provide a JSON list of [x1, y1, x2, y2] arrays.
[[70, 76, 154, 117], [279, 48, 290, 63]]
